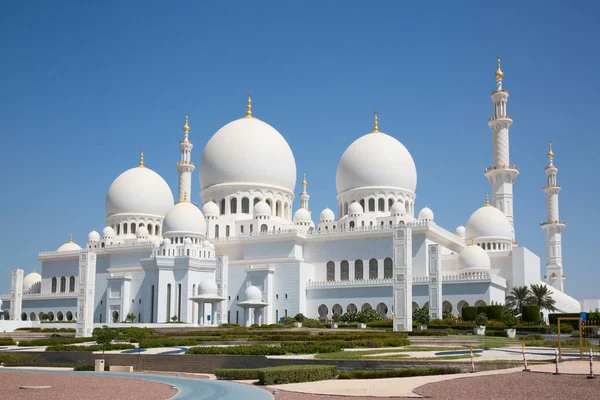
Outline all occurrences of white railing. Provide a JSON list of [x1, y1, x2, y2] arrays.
[[413, 275, 430, 282], [0, 291, 77, 300], [39, 240, 154, 257], [306, 278, 393, 287], [211, 228, 300, 242], [442, 272, 492, 281]]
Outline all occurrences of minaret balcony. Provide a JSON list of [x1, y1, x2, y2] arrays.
[[540, 220, 566, 226], [484, 164, 519, 173], [488, 115, 513, 122], [177, 161, 195, 166], [491, 89, 509, 95], [543, 184, 561, 189]]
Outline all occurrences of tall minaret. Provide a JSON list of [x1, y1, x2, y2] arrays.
[[484, 58, 519, 242], [176, 114, 195, 203], [541, 142, 566, 291], [299, 173, 310, 210]]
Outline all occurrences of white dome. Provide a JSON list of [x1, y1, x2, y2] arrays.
[[202, 239, 210, 247], [209, 243, 215, 250], [57, 237, 82, 252], [202, 201, 220, 217], [390, 201, 406, 216], [198, 280, 218, 296], [348, 202, 364, 216], [253, 200, 272, 217], [88, 230, 100, 242], [102, 226, 115, 238], [465, 204, 512, 240], [455, 225, 466, 238], [163, 238, 171, 245], [136, 226, 149, 238], [336, 132, 417, 195], [152, 240, 161, 249], [23, 271, 42, 292], [183, 237, 192, 245], [293, 208, 312, 224], [163, 202, 207, 236], [418, 206, 434, 221], [199, 117, 297, 193], [105, 166, 174, 218], [245, 285, 262, 301], [320, 207, 335, 222], [458, 244, 491, 273]]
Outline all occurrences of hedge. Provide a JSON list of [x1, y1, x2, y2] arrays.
[[0, 337, 16, 345], [485, 330, 508, 337], [45, 344, 135, 352], [15, 327, 76, 333], [138, 338, 199, 348], [215, 368, 262, 380], [462, 306, 478, 322], [338, 367, 462, 379], [18, 337, 91, 347], [343, 337, 410, 348], [476, 305, 489, 318], [522, 305, 541, 323], [548, 313, 582, 329], [280, 342, 343, 354], [186, 345, 285, 356], [74, 364, 110, 371], [258, 365, 338, 385], [488, 305, 504, 321]]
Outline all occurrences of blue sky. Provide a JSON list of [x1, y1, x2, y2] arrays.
[[0, 1, 598, 299]]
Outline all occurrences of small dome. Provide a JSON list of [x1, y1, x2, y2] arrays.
[[455, 225, 466, 238], [465, 204, 512, 240], [198, 280, 218, 296], [390, 201, 406, 216], [23, 271, 42, 292], [348, 202, 364, 216], [209, 243, 215, 250], [184, 237, 192, 245], [244, 285, 262, 301], [163, 238, 171, 246], [320, 207, 335, 222], [458, 243, 491, 273], [418, 206, 434, 221], [152, 240, 161, 249], [202, 239, 210, 247], [136, 226, 149, 238], [88, 230, 100, 242], [102, 226, 115, 238], [163, 201, 207, 236], [202, 200, 220, 217], [57, 236, 82, 252], [293, 208, 312, 224], [253, 201, 272, 218]]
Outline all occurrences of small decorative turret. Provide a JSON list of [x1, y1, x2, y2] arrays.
[[299, 172, 310, 210]]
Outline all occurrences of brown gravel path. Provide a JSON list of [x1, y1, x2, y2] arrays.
[[0, 371, 177, 400]]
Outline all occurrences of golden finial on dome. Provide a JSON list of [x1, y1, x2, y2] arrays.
[[183, 114, 190, 134], [69, 234, 73, 243], [548, 141, 554, 160], [495, 57, 504, 80], [471, 237, 475, 245], [139, 148, 145, 167], [302, 173, 307, 188], [245, 90, 253, 118], [183, 192, 188, 202], [373, 109, 379, 133], [33, 266, 36, 273], [485, 194, 490, 206]]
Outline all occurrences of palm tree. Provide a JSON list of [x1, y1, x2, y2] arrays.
[[527, 284, 557, 312], [505, 286, 531, 314]]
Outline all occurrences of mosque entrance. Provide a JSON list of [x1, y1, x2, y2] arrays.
[[112, 310, 119, 323]]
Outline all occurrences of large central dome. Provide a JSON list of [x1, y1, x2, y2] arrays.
[[336, 131, 417, 195], [199, 117, 297, 193]]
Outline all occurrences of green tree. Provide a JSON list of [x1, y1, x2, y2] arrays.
[[92, 326, 117, 355], [505, 286, 531, 315], [40, 313, 50, 323], [527, 284, 557, 312], [413, 305, 430, 326], [126, 313, 136, 323], [171, 316, 179, 323]]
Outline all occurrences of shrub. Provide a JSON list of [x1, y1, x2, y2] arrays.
[[485, 330, 508, 337], [280, 342, 343, 354], [258, 365, 338, 385], [294, 313, 306, 322], [0, 338, 16, 346], [474, 313, 488, 327], [215, 368, 262, 380], [366, 320, 393, 328], [524, 334, 544, 341], [503, 314, 518, 329], [358, 309, 385, 323], [341, 311, 360, 323], [559, 324, 574, 334], [476, 305, 489, 319], [220, 323, 240, 328], [45, 344, 135, 352], [487, 305, 504, 321], [442, 311, 454, 320], [522, 305, 541, 323], [73, 364, 110, 372], [18, 337, 90, 347], [338, 367, 462, 379], [413, 305, 430, 326], [332, 313, 341, 323], [409, 330, 449, 336], [138, 338, 199, 348], [462, 306, 478, 322], [343, 337, 410, 348], [186, 345, 285, 356], [588, 309, 600, 323]]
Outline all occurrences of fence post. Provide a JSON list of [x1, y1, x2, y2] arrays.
[[553, 348, 560, 375], [522, 342, 529, 372], [588, 348, 596, 380], [470, 346, 475, 373]]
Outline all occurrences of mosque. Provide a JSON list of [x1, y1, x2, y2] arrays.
[[0, 60, 586, 336]]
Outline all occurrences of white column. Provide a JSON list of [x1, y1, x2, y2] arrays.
[[9, 269, 24, 321], [427, 244, 442, 319], [76, 251, 97, 338], [198, 301, 204, 325], [393, 226, 412, 332], [211, 303, 217, 326]]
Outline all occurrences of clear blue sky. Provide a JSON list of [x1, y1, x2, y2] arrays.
[[0, 1, 598, 299]]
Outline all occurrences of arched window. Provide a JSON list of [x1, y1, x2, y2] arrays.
[[215, 225, 220, 238], [349, 221, 355, 229], [360, 199, 365, 210], [474, 300, 487, 307], [457, 300, 469, 315], [340, 260, 349, 281], [276, 200, 281, 217], [442, 301, 453, 314], [368, 198, 375, 212], [155, 224, 160, 236], [265, 199, 272, 213], [57, 311, 64, 321], [383, 257, 393, 278], [69, 276, 75, 292], [376, 302, 388, 317], [30, 312, 37, 321], [354, 260, 363, 280], [51, 277, 57, 293], [412, 302, 419, 312], [131, 223, 136, 234], [112, 310, 119, 323], [388, 198, 394, 209], [166, 284, 172, 321], [220, 199, 226, 215], [21, 312, 27, 321], [123, 223, 128, 234], [284, 203, 289, 218], [226, 225, 230, 237], [230, 198, 237, 214], [48, 312, 55, 321], [66, 311, 73, 321], [253, 197, 260, 207], [116, 224, 121, 235], [317, 304, 328, 320], [405, 200, 409, 215], [240, 225, 244, 234], [361, 303, 372, 311], [261, 224, 268, 232], [242, 198, 250, 213], [378, 198, 385, 211], [344, 202, 348, 216], [332, 304, 343, 316], [60, 277, 66, 293], [250, 224, 254, 233], [347, 303, 357, 312], [369, 258, 378, 279], [326, 261, 335, 281]]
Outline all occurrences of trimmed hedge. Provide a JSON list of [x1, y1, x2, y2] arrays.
[[259, 365, 338, 385], [215, 368, 262, 380], [138, 338, 199, 348], [0, 337, 16, 345], [488, 305, 504, 321], [548, 313, 583, 329], [485, 330, 508, 337], [343, 337, 410, 348], [281, 342, 343, 354], [186, 345, 285, 356], [15, 327, 76, 333], [45, 344, 135, 352], [522, 305, 541, 323], [462, 306, 478, 322], [338, 367, 462, 379], [74, 364, 110, 371], [18, 337, 91, 347]]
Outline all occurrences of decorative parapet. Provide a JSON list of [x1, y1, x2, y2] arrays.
[[540, 220, 566, 226], [305, 273, 506, 289], [484, 164, 519, 173], [0, 291, 77, 301], [39, 240, 154, 257], [491, 89, 509, 95], [488, 115, 513, 122], [306, 278, 393, 288], [543, 184, 561, 189]]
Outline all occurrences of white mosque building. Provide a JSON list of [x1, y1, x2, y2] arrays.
[[0, 60, 587, 336]]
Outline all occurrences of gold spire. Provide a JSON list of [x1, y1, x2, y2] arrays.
[[302, 173, 307, 188], [183, 114, 190, 134], [485, 194, 490, 206], [139, 148, 145, 167], [471, 237, 475, 245], [33, 266, 36, 273], [547, 141, 554, 160], [373, 109, 379, 133], [183, 192, 188, 202], [245, 90, 253, 118], [69, 234, 73, 243], [495, 57, 504, 80]]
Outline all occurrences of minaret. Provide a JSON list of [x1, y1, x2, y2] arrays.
[[484, 58, 519, 242], [299, 173, 310, 210], [541, 142, 566, 291], [176, 114, 195, 203]]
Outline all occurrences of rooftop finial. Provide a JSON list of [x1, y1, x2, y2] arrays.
[[373, 109, 379, 133], [547, 141, 554, 164], [471, 237, 475, 245], [246, 90, 253, 118], [33, 266, 36, 273], [183, 192, 188, 202], [69, 233, 73, 243], [139, 148, 145, 167], [183, 114, 190, 134], [302, 172, 307, 189], [485, 194, 490, 206], [495, 57, 504, 80]]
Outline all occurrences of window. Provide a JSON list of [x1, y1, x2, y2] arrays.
[[261, 224, 268, 232], [123, 223, 128, 234], [285, 294, 288, 299], [285, 309, 288, 317], [51, 277, 57, 293], [117, 225, 121, 235], [253, 197, 260, 206], [220, 199, 226, 215], [388, 198, 394, 209], [166, 284, 172, 322], [131, 223, 136, 234], [276, 309, 279, 322], [236, 295, 239, 300], [60, 277, 66, 293], [349, 221, 355, 229], [369, 258, 378, 279], [347, 303, 357, 312], [378, 198, 385, 211], [340, 260, 349, 281], [354, 260, 363, 280], [139, 299, 142, 304], [236, 310, 239, 324], [230, 197, 237, 214], [276, 294, 279, 299], [384, 257, 393, 278], [326, 261, 335, 281], [241, 225, 244, 234], [226, 225, 230, 237], [242, 198, 250, 213], [215, 225, 220, 238], [148, 223, 154, 235]]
